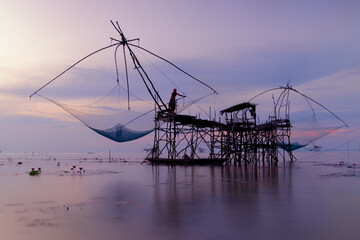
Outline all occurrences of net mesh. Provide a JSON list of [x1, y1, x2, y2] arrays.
[[250, 87, 346, 151], [39, 90, 155, 142], [32, 33, 216, 143]]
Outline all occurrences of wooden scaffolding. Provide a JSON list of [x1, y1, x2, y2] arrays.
[[146, 110, 228, 165], [146, 100, 293, 165]]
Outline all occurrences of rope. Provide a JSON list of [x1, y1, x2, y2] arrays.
[[30, 43, 120, 98], [128, 43, 218, 95], [249, 85, 348, 127]]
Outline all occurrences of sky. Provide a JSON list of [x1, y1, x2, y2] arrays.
[[0, 0, 360, 153]]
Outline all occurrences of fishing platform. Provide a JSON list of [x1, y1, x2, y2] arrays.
[[30, 22, 346, 166], [146, 95, 294, 165]]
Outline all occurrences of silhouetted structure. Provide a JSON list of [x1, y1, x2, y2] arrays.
[[30, 23, 345, 163], [146, 87, 294, 165]]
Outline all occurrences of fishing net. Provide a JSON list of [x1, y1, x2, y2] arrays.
[[38, 90, 154, 142], [31, 22, 216, 143], [249, 86, 346, 151], [289, 116, 343, 150], [37, 86, 211, 143]]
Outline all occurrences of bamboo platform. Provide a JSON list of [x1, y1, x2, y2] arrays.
[[147, 98, 294, 165]]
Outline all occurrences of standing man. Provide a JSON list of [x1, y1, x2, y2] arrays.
[[169, 88, 185, 113]]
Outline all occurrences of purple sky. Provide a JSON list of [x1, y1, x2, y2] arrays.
[[1, 0, 360, 153]]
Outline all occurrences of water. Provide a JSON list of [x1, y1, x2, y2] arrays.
[[0, 151, 359, 240]]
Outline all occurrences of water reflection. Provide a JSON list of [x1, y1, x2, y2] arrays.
[[151, 163, 292, 202], [2, 153, 360, 240], [132, 164, 295, 239]]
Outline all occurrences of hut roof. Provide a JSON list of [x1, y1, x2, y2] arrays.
[[220, 102, 256, 114]]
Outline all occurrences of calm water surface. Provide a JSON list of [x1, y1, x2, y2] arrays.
[[0, 151, 359, 240]]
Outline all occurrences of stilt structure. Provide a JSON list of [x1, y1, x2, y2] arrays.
[[147, 110, 228, 165], [29, 23, 347, 163], [146, 87, 294, 165]]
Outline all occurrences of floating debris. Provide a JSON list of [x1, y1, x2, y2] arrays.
[[29, 168, 41, 176]]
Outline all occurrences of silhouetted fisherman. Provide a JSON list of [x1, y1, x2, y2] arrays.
[[169, 88, 185, 113]]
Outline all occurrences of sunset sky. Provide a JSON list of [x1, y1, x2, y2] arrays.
[[1, 0, 360, 153]]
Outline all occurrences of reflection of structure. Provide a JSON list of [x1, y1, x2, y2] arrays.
[[148, 164, 293, 239], [146, 87, 294, 165]]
